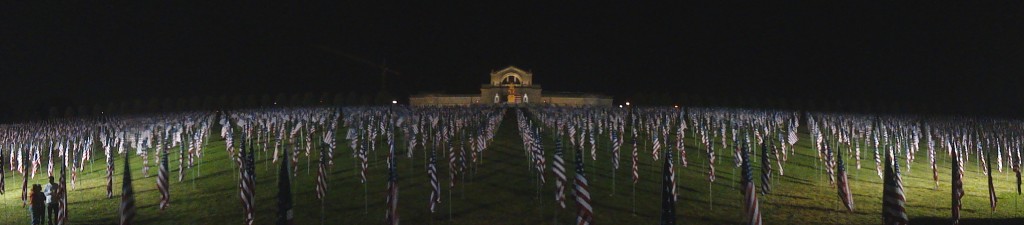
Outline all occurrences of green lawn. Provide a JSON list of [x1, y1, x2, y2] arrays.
[[2, 110, 1023, 224]]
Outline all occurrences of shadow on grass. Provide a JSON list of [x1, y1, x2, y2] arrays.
[[912, 217, 1024, 225]]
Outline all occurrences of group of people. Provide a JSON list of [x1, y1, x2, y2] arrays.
[[27, 176, 60, 225]]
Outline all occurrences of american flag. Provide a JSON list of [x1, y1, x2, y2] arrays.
[[178, 142, 186, 182], [987, 150, 997, 211], [652, 133, 662, 161], [574, 144, 593, 225], [119, 150, 136, 225], [448, 141, 458, 188], [660, 144, 676, 225], [315, 146, 328, 200], [611, 130, 620, 170], [47, 145, 53, 178], [239, 142, 255, 225], [631, 130, 639, 184], [772, 138, 784, 176], [740, 141, 762, 225], [708, 140, 716, 183], [678, 121, 687, 168], [106, 148, 115, 198], [428, 146, 440, 212], [22, 151, 28, 207], [882, 150, 908, 225], [553, 136, 567, 208], [588, 120, 596, 161], [532, 128, 546, 184], [292, 128, 302, 177], [406, 125, 417, 159], [952, 149, 963, 225], [760, 141, 772, 195], [57, 158, 68, 225], [568, 123, 577, 150], [359, 131, 369, 183], [157, 147, 170, 211], [384, 125, 400, 225], [1, 148, 5, 195], [326, 126, 337, 166], [836, 142, 854, 212], [824, 138, 835, 186], [578, 124, 586, 155], [277, 142, 294, 225], [928, 130, 938, 189], [874, 133, 883, 180]]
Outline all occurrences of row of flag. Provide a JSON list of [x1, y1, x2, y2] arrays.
[[2, 104, 1024, 224]]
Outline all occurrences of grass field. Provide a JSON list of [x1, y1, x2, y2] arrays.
[[2, 109, 1024, 224]]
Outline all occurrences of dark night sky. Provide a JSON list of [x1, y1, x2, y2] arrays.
[[2, 2, 1023, 117]]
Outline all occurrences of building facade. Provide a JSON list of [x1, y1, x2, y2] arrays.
[[410, 66, 612, 106]]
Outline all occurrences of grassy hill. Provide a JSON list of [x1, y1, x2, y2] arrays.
[[2, 110, 1024, 224]]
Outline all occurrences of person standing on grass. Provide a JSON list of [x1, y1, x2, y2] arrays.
[[30, 184, 46, 225], [43, 176, 57, 225]]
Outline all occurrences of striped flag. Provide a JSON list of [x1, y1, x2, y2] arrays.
[[277, 142, 294, 225], [678, 121, 687, 168], [157, 147, 170, 210], [708, 140, 716, 183], [178, 142, 186, 182], [384, 125, 400, 225], [314, 146, 328, 200], [760, 141, 772, 195], [239, 143, 255, 225], [448, 141, 458, 188], [631, 130, 639, 184], [836, 142, 854, 212], [106, 149, 115, 198], [882, 149, 908, 225], [660, 144, 676, 225], [574, 144, 593, 225], [428, 145, 440, 212], [740, 140, 762, 225], [987, 150, 997, 211], [951, 149, 963, 225], [359, 132, 369, 183], [652, 134, 662, 161], [57, 158, 68, 225], [589, 121, 596, 161], [120, 150, 136, 225], [611, 130, 620, 170], [928, 131, 938, 189], [568, 124, 577, 149], [1, 149, 5, 195], [553, 136, 567, 208], [532, 129, 546, 184], [21, 150, 28, 207], [824, 139, 835, 186]]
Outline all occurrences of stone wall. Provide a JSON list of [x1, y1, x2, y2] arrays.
[[409, 95, 482, 106], [540, 96, 613, 106]]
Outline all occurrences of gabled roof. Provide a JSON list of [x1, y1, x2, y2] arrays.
[[491, 65, 530, 76]]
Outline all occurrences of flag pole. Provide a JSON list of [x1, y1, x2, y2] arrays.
[[321, 196, 325, 225], [612, 154, 616, 196], [448, 178, 453, 221], [363, 176, 368, 215]]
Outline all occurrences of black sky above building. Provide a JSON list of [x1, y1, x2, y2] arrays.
[[2, 2, 1022, 119]]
